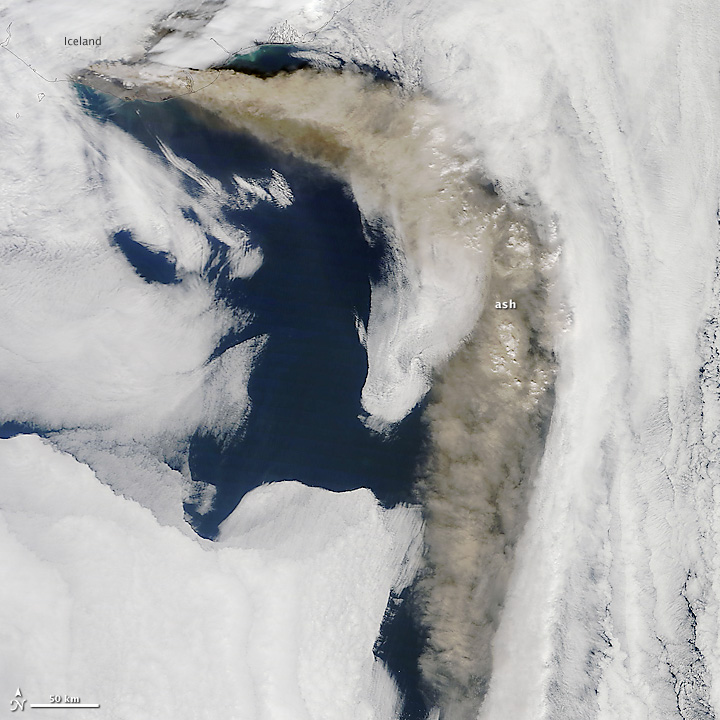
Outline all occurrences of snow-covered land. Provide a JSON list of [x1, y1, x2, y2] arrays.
[[2, 0, 720, 718]]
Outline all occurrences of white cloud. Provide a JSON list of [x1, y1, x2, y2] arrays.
[[0, 3, 433, 720], [276, 0, 720, 716], [0, 435, 422, 720], [7, 0, 719, 717]]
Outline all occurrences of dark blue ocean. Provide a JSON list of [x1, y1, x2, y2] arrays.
[[73, 78, 430, 720]]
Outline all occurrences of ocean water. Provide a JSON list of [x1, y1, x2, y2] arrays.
[[221, 44, 312, 76], [111, 228, 180, 284], [0, 421, 41, 439], [76, 83, 430, 719], [3, 2, 717, 718], [219, 43, 399, 82]]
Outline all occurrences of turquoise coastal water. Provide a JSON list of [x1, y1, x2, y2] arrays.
[[221, 44, 311, 76], [219, 43, 400, 82]]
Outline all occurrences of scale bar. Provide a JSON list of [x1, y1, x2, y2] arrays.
[[30, 704, 100, 709]]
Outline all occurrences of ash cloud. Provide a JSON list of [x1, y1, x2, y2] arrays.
[[415, 209, 559, 718], [77, 61, 496, 429], [76, 59, 562, 718]]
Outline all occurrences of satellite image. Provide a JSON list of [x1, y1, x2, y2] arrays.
[[1, 1, 718, 719]]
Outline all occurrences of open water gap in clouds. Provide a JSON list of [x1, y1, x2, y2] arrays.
[[76, 58, 563, 718]]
